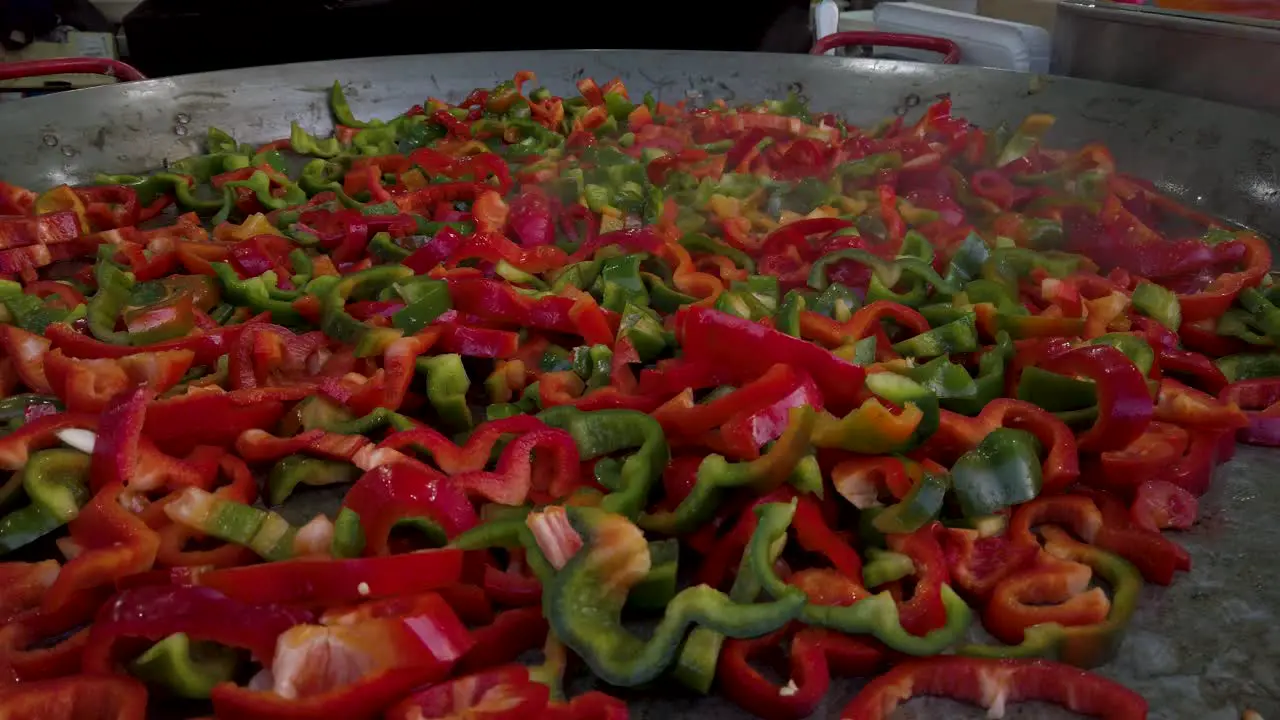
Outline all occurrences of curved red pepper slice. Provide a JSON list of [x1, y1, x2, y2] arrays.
[[1094, 421, 1189, 496], [82, 585, 312, 671], [481, 549, 542, 608], [1039, 344, 1152, 452], [451, 428, 580, 505], [197, 548, 463, 607], [386, 665, 550, 720], [652, 364, 806, 439], [377, 415, 546, 474], [454, 606, 549, 675], [0, 675, 149, 720], [45, 314, 263, 367], [983, 555, 1112, 645], [1177, 233, 1270, 322], [884, 524, 950, 636], [1130, 480, 1198, 532], [936, 526, 1038, 604], [143, 387, 289, 456], [0, 324, 52, 393], [1153, 378, 1247, 430], [676, 306, 865, 413], [927, 399, 1079, 494], [0, 411, 97, 471], [90, 385, 154, 493], [1220, 378, 1280, 447], [792, 496, 865, 585], [235, 428, 370, 464], [43, 349, 194, 413], [841, 656, 1148, 720], [341, 463, 478, 555]]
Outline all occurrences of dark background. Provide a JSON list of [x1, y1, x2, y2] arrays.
[[119, 0, 816, 78]]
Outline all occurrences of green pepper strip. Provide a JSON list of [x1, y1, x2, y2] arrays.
[[680, 233, 755, 272], [211, 264, 304, 326], [892, 313, 979, 359], [1130, 282, 1181, 333], [950, 428, 1042, 517], [627, 539, 680, 611], [290, 121, 342, 158], [861, 549, 915, 588], [959, 527, 1141, 668], [618, 303, 667, 361], [330, 81, 381, 128], [418, 354, 473, 432], [223, 171, 307, 211], [129, 632, 239, 699], [168, 488, 305, 562], [267, 455, 360, 506], [945, 331, 1013, 416], [538, 406, 669, 520], [808, 248, 957, 297], [596, 255, 649, 312], [872, 467, 949, 535], [1238, 288, 1280, 346], [745, 501, 972, 654], [330, 507, 366, 559], [1089, 333, 1154, 376], [96, 172, 227, 212], [87, 261, 136, 345], [537, 505, 805, 687], [1216, 352, 1280, 382], [896, 356, 978, 405], [639, 407, 814, 535], [944, 232, 991, 286], [0, 449, 92, 554], [322, 265, 411, 354]]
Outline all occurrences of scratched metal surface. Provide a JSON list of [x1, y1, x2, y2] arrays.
[[0, 52, 1276, 719]]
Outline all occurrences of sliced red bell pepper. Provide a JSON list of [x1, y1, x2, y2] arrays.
[[0, 622, 91, 683], [983, 554, 1112, 646], [197, 548, 464, 607], [1038, 344, 1151, 452], [841, 656, 1148, 720], [89, 385, 154, 493], [81, 585, 313, 671], [926, 399, 1079, 494], [936, 526, 1038, 604], [1177, 233, 1270, 322], [676, 306, 866, 413], [377, 415, 546, 474], [885, 524, 950, 636], [1130, 480, 1198, 532], [1220, 378, 1280, 447], [385, 665, 550, 720], [481, 549, 543, 607], [0, 675, 148, 720], [45, 314, 261, 367], [1153, 378, 1248, 430], [0, 411, 97, 471], [43, 348, 194, 413], [345, 330, 441, 415], [341, 462, 478, 555], [143, 387, 291, 456], [41, 482, 160, 617], [0, 324, 53, 394], [1094, 421, 1189, 495], [450, 428, 580, 505], [454, 606, 549, 675], [652, 363, 807, 439], [792, 496, 865, 584], [235, 428, 370, 464], [211, 595, 471, 720]]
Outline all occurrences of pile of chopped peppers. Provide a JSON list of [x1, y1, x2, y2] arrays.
[[0, 71, 1270, 720]]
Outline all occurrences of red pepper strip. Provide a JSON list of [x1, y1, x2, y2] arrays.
[[82, 585, 313, 671], [377, 415, 547, 474], [450, 428, 580, 505], [677, 306, 866, 413], [840, 656, 1148, 720], [1153, 377, 1248, 430], [0, 623, 90, 683], [454, 606, 549, 675], [0, 411, 97, 471], [542, 691, 630, 720], [41, 483, 161, 616], [341, 462, 479, 555], [1094, 421, 1189, 496], [636, 358, 734, 399], [0, 675, 149, 720], [884, 524, 950, 636], [42, 348, 195, 413], [25, 280, 86, 309], [925, 399, 1079, 494], [983, 553, 1112, 645], [0, 560, 60, 622], [321, 587, 492, 627], [235, 428, 371, 464], [197, 548, 463, 607], [403, 226, 466, 274], [143, 387, 290, 456], [45, 314, 262, 367], [1010, 494, 1188, 585], [434, 321, 520, 359], [720, 369, 823, 459], [211, 599, 471, 720], [758, 217, 853, 258], [346, 330, 441, 416], [792, 496, 865, 585], [1163, 428, 1230, 497], [1178, 233, 1270, 322], [90, 385, 153, 493], [1038, 344, 1152, 452], [652, 363, 805, 438], [481, 549, 542, 607], [694, 488, 797, 590], [229, 323, 328, 391], [0, 324, 52, 393], [1220, 378, 1280, 446], [936, 526, 1038, 604], [788, 568, 866, 608], [386, 665, 551, 720], [447, 277, 619, 336], [567, 227, 662, 263], [1130, 480, 1198, 532], [449, 231, 567, 273]]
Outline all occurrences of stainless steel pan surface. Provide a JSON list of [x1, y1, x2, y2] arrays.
[[0, 51, 1275, 719]]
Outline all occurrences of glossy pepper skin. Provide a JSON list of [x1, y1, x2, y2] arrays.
[[526, 504, 805, 687], [841, 656, 1148, 720]]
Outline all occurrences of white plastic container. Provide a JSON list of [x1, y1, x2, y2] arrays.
[[873, 1, 1052, 72]]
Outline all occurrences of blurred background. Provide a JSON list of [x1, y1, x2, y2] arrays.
[[2, 0, 1279, 112]]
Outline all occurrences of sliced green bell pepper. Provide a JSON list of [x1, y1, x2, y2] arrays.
[[130, 632, 238, 699], [419, 354, 473, 432], [267, 455, 359, 506], [950, 428, 1043, 517], [538, 406, 669, 519], [1130, 282, 1181, 332]]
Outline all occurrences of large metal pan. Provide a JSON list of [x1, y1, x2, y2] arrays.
[[0, 52, 1276, 719]]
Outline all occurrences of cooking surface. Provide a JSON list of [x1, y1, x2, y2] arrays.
[[0, 51, 1276, 718]]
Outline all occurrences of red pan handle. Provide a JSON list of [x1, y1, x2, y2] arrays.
[[0, 58, 147, 83], [810, 31, 962, 64]]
